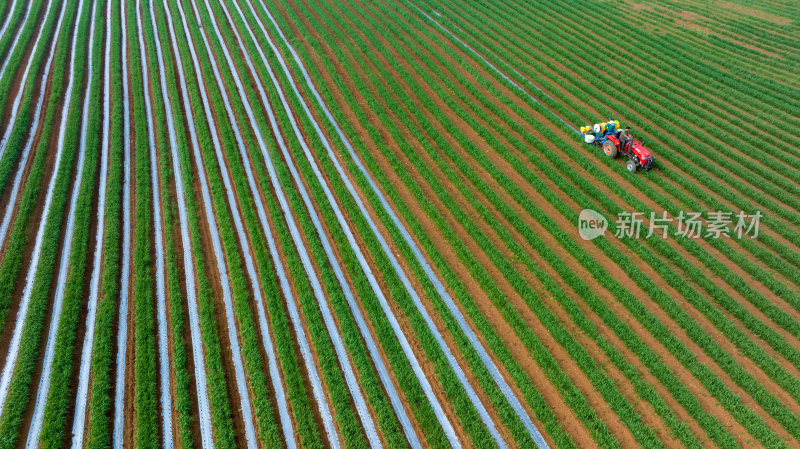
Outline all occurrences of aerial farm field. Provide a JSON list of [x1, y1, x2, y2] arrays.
[[0, 0, 797, 447]]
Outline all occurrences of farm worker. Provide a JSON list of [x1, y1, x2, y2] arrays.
[[618, 126, 633, 149], [605, 118, 616, 135]]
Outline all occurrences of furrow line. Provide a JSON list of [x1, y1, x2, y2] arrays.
[[113, 0, 134, 443], [134, 0, 175, 446], [69, 0, 113, 443]]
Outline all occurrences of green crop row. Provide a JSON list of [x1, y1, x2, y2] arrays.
[[85, 0, 124, 445], [128, 0, 161, 446]]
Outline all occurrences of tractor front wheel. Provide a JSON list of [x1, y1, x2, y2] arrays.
[[626, 160, 637, 173], [603, 140, 618, 158]]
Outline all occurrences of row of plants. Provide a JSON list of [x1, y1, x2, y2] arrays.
[[128, 0, 166, 445], [86, 0, 124, 444]]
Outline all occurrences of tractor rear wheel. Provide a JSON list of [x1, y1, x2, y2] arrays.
[[626, 160, 637, 173], [603, 140, 618, 158]]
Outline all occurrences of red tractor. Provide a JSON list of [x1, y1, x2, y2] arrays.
[[581, 121, 655, 172]]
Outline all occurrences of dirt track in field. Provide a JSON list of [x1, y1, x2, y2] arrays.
[[122, 82, 136, 449]]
